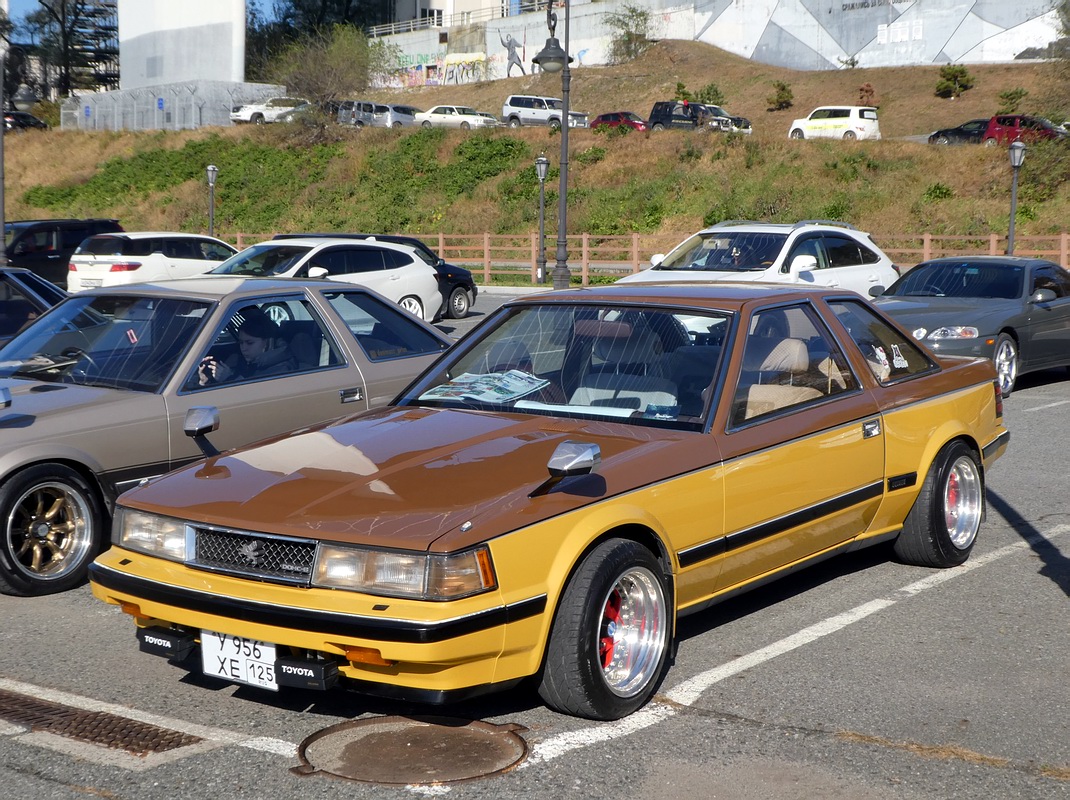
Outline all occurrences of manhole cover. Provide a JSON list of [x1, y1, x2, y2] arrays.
[[292, 715, 529, 785]]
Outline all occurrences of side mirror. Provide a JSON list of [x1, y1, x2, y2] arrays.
[[649, 254, 665, 269], [1031, 287, 1057, 304], [788, 254, 818, 277], [184, 406, 220, 457], [307, 266, 328, 279], [868, 285, 886, 297], [530, 440, 601, 497]]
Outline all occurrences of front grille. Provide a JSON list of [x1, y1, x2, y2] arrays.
[[190, 526, 316, 585]]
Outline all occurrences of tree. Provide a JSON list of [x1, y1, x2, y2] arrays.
[[266, 24, 399, 109], [23, 0, 95, 97], [934, 64, 974, 99], [604, 3, 653, 65], [767, 80, 793, 110]]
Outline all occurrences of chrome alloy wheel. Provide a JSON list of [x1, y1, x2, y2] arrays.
[[7, 481, 93, 582], [942, 455, 983, 550], [596, 566, 667, 698], [993, 337, 1018, 396]]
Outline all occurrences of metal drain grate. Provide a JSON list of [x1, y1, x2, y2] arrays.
[[0, 688, 203, 756]]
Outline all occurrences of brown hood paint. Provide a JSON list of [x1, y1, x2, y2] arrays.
[[122, 406, 718, 552]]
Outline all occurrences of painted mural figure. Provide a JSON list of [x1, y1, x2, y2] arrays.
[[500, 32, 525, 77]]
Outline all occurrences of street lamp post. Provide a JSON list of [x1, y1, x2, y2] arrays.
[[206, 164, 219, 238], [532, 1, 573, 290], [0, 35, 9, 265], [534, 154, 549, 284], [1006, 141, 1026, 255]]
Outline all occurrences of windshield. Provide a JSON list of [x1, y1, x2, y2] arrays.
[[657, 231, 788, 272], [401, 303, 731, 429], [4, 222, 32, 249], [209, 243, 311, 276], [456, 107, 478, 116], [884, 262, 1023, 299], [0, 294, 212, 392]]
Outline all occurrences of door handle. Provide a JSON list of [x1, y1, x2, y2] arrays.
[[339, 387, 364, 404], [862, 419, 881, 438]]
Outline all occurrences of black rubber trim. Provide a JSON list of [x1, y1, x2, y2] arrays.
[[983, 430, 1010, 461], [678, 481, 884, 569], [89, 563, 546, 644]]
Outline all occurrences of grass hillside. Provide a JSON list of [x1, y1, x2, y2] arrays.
[[6, 41, 1069, 251]]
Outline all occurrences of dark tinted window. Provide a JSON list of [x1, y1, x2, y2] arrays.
[[887, 261, 1022, 300], [325, 290, 446, 361], [347, 248, 387, 273], [60, 226, 92, 249], [1032, 265, 1070, 297], [823, 235, 863, 268]]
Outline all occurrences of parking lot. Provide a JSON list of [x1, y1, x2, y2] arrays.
[[0, 288, 1067, 800]]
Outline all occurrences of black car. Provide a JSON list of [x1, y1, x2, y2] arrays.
[[4, 111, 49, 131], [4, 218, 125, 287], [928, 118, 989, 145], [273, 233, 477, 319], [0, 266, 68, 344]]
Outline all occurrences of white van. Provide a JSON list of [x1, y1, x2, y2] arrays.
[[788, 106, 881, 141]]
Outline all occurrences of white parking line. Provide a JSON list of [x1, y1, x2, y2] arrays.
[[1024, 400, 1070, 412], [524, 524, 1070, 767]]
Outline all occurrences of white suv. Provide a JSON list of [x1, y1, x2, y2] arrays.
[[206, 238, 441, 322], [230, 97, 309, 125], [617, 220, 899, 296], [67, 233, 237, 291], [788, 106, 881, 141], [501, 95, 588, 129]]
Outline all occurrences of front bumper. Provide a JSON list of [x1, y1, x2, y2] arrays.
[[89, 549, 547, 698]]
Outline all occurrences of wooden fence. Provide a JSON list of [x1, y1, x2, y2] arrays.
[[231, 231, 1070, 285]]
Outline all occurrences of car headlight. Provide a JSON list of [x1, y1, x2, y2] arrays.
[[313, 545, 496, 600], [923, 326, 980, 341], [114, 508, 188, 562]]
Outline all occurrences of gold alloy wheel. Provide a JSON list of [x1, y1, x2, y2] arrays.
[[8, 480, 93, 581]]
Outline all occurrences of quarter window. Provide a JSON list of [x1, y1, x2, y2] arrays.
[[827, 299, 936, 384], [325, 290, 446, 361]]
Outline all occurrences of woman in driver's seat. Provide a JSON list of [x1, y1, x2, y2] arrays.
[[198, 310, 297, 385]]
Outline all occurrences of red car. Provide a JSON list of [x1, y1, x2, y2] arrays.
[[981, 114, 1067, 146], [591, 111, 648, 131]]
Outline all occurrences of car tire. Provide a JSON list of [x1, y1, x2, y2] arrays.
[[549, 119, 562, 132], [508, 117, 522, 128], [983, 138, 998, 147], [251, 113, 264, 125], [934, 135, 951, 145], [992, 333, 1018, 397], [651, 123, 665, 132], [893, 441, 983, 569], [538, 538, 671, 720], [460, 121, 471, 130], [392, 121, 402, 129], [446, 286, 470, 319], [398, 296, 424, 319], [0, 464, 103, 596], [789, 128, 804, 139], [843, 130, 857, 140], [422, 121, 432, 128]]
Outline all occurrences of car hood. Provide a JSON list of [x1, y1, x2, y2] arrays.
[[619, 268, 769, 284], [122, 406, 713, 553], [0, 377, 152, 443], [872, 296, 1018, 331]]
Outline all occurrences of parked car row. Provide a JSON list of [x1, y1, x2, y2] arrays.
[[928, 114, 1069, 146]]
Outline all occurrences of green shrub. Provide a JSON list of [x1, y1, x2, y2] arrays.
[[922, 182, 955, 202], [998, 88, 1028, 114], [935, 64, 974, 98], [767, 81, 793, 110], [574, 146, 608, 166]]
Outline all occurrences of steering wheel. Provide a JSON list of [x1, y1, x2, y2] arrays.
[[61, 346, 98, 377]]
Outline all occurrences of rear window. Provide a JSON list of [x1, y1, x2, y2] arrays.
[[860, 109, 879, 121], [78, 237, 155, 257]]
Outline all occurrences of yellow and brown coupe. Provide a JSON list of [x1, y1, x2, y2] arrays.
[[90, 284, 1009, 720]]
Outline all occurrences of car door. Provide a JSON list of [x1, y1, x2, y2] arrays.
[[818, 234, 888, 294], [1023, 264, 1070, 368], [327, 246, 396, 299], [163, 292, 370, 469], [713, 302, 885, 593], [13, 225, 67, 285], [159, 238, 207, 279]]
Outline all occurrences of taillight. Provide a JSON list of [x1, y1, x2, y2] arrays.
[[68, 263, 77, 272], [109, 262, 142, 272], [994, 380, 1003, 417]]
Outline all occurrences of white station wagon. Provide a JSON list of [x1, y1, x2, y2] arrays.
[[789, 106, 881, 141]]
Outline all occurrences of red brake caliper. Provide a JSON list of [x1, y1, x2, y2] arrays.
[[600, 589, 622, 668], [945, 470, 959, 528]]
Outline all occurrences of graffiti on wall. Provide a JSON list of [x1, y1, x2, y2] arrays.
[[385, 52, 490, 87]]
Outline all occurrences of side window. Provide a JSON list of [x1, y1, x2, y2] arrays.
[[307, 249, 350, 277], [730, 304, 858, 426], [823, 235, 863, 268], [829, 109, 850, 119], [198, 240, 234, 260], [60, 227, 90, 250], [324, 290, 446, 361], [784, 237, 825, 272], [346, 249, 386, 273], [185, 296, 342, 391], [811, 109, 829, 120], [162, 239, 196, 258], [382, 249, 413, 269], [857, 241, 881, 264], [0, 276, 41, 337], [1033, 266, 1070, 298], [827, 299, 936, 384]]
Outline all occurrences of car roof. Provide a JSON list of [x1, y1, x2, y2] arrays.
[[73, 276, 375, 301], [258, 236, 422, 256], [507, 281, 853, 312], [88, 232, 220, 240], [694, 219, 866, 235], [919, 255, 1061, 268]]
